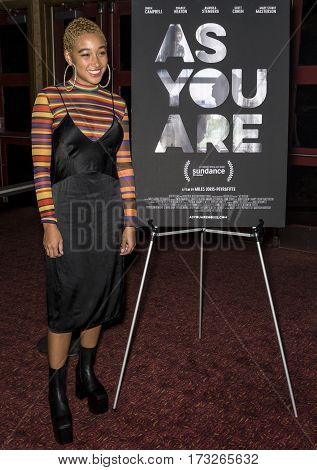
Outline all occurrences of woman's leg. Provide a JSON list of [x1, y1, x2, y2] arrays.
[[47, 330, 73, 444], [76, 324, 108, 413], [48, 331, 72, 368], [80, 324, 102, 348]]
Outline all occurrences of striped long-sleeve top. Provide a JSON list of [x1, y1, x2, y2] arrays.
[[31, 79, 137, 227]]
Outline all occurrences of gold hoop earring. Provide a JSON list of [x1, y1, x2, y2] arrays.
[[64, 63, 77, 91], [99, 64, 111, 89]]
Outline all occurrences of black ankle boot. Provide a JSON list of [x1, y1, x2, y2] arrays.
[[75, 345, 108, 414], [48, 361, 73, 444]]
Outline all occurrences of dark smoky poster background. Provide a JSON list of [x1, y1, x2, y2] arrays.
[[131, 0, 290, 228]]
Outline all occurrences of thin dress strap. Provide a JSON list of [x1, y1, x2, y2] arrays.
[[107, 91, 116, 130], [108, 90, 115, 126], [110, 91, 115, 116], [55, 86, 69, 115]]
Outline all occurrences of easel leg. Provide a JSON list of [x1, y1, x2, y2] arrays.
[[255, 237, 298, 417], [199, 229, 204, 339], [112, 232, 156, 410]]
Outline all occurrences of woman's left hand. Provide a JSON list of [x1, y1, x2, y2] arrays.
[[120, 227, 136, 255]]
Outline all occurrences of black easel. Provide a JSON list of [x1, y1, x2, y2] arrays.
[[113, 219, 298, 417]]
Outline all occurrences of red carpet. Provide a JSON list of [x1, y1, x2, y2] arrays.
[[0, 205, 316, 449]]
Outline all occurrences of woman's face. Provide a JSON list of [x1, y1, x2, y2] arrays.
[[65, 32, 108, 86]]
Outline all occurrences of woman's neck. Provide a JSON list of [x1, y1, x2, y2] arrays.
[[67, 78, 99, 91]]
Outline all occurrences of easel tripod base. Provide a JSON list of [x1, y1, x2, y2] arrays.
[[113, 219, 298, 418]]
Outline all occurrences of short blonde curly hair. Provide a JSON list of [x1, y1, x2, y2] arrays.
[[63, 17, 107, 54]]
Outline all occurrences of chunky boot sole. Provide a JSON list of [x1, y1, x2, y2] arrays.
[[52, 422, 73, 445], [76, 380, 108, 414], [88, 394, 108, 414]]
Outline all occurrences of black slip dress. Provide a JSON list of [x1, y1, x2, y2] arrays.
[[46, 86, 125, 333]]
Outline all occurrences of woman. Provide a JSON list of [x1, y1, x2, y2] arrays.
[[31, 17, 137, 445]]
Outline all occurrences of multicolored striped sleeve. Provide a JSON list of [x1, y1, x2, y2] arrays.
[[31, 91, 57, 224], [116, 103, 138, 228]]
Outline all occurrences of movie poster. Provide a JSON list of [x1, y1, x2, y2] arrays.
[[132, 0, 290, 227]]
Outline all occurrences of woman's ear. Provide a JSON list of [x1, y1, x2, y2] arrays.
[[64, 50, 72, 65]]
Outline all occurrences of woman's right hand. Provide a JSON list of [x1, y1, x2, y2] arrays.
[[43, 223, 64, 258]]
